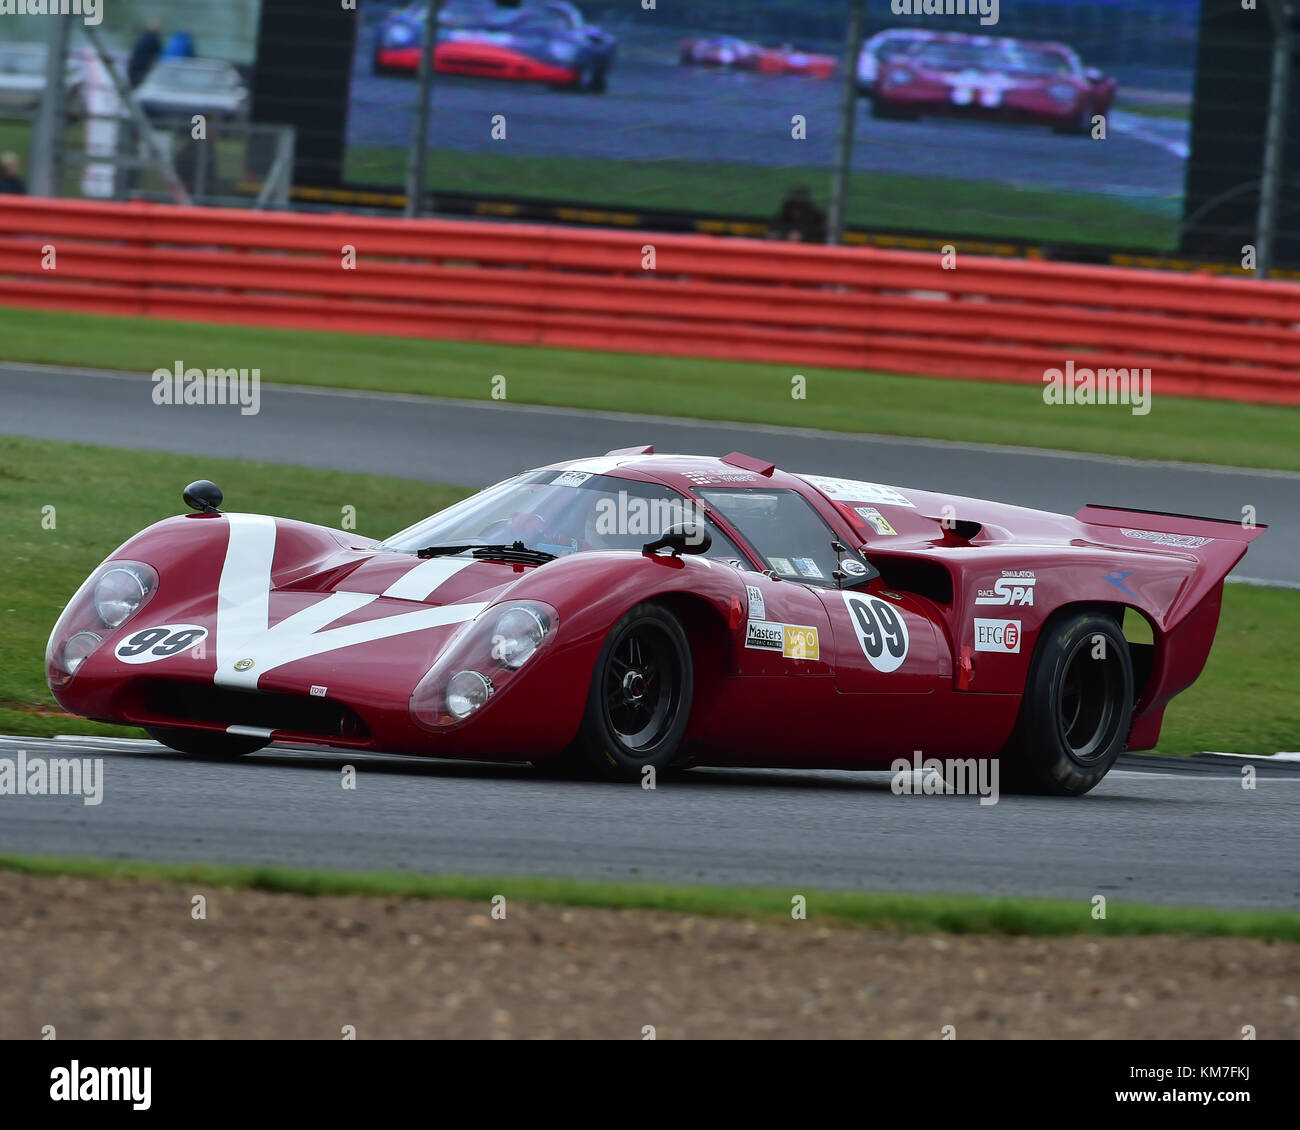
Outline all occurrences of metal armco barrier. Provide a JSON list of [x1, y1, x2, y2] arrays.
[[1, 197, 1298, 405]]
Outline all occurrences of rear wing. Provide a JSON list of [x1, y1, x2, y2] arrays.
[[1075, 505, 1266, 546], [1075, 504, 1266, 629]]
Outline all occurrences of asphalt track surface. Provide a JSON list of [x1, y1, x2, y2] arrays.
[[345, 23, 1188, 199], [1, 735, 1298, 910], [2, 363, 1295, 587]]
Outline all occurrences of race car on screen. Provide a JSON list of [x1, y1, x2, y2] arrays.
[[678, 36, 836, 78], [373, 0, 616, 92], [873, 32, 1117, 133], [47, 450, 1262, 796]]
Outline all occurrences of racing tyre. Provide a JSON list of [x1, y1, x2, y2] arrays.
[[146, 726, 268, 759], [1052, 106, 1094, 135], [553, 63, 606, 93], [1001, 610, 1133, 796], [576, 602, 693, 781]]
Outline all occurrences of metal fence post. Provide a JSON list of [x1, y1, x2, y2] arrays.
[[827, 0, 864, 245]]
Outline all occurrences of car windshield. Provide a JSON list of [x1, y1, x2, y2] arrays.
[[694, 487, 845, 586], [383, 470, 749, 560], [910, 43, 1005, 70], [1005, 47, 1074, 76]]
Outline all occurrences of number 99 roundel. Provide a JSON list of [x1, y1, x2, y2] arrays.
[[114, 624, 209, 664], [842, 593, 910, 673]]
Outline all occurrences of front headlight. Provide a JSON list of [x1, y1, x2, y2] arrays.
[[446, 669, 493, 719], [884, 70, 912, 87], [1048, 83, 1077, 103], [550, 41, 579, 63], [62, 632, 102, 678], [94, 564, 154, 629], [491, 605, 549, 669]]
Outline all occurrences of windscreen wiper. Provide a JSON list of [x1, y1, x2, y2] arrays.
[[416, 541, 556, 564]]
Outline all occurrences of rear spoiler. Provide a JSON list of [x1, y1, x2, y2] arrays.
[[1076, 504, 1265, 630], [1075, 505, 1266, 546]]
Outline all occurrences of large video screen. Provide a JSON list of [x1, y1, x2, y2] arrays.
[[343, 0, 1200, 249]]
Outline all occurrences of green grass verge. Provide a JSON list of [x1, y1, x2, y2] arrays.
[[1114, 100, 1192, 123], [344, 145, 1179, 249], [2, 435, 1294, 752], [3, 306, 1299, 472], [2, 853, 1297, 940]]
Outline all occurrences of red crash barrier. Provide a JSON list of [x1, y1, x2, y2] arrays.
[[1, 197, 1298, 405]]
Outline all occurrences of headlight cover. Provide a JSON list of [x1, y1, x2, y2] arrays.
[[47, 559, 158, 687], [410, 599, 558, 730]]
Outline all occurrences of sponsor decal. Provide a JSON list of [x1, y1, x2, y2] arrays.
[[841, 558, 868, 577], [745, 584, 766, 621], [744, 620, 820, 661], [234, 658, 254, 671], [310, 685, 328, 698], [974, 570, 1036, 607], [843, 593, 910, 673], [792, 556, 823, 579], [113, 624, 208, 665], [854, 506, 897, 536], [783, 625, 819, 660], [800, 474, 915, 508], [1122, 528, 1213, 549], [745, 619, 783, 651], [552, 470, 592, 488], [682, 470, 758, 484], [1103, 570, 1137, 598], [768, 556, 793, 575], [973, 618, 1021, 653]]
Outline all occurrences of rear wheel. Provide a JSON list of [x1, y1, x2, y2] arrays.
[[146, 726, 268, 759], [575, 602, 693, 781], [1001, 610, 1133, 796]]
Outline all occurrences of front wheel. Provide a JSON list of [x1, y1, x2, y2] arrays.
[[575, 602, 693, 781], [1001, 610, 1133, 796], [146, 726, 268, 759]]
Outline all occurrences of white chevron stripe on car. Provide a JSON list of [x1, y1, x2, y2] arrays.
[[215, 514, 486, 690], [375, 555, 477, 601]]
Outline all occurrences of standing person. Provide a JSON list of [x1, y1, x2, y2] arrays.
[[774, 186, 827, 243], [127, 22, 163, 88], [0, 152, 26, 194]]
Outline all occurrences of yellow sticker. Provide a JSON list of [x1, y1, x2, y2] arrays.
[[783, 625, 819, 660]]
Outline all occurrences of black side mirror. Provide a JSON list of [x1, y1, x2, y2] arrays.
[[183, 480, 223, 514], [643, 523, 712, 557]]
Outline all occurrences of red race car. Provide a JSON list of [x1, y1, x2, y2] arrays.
[[679, 36, 836, 78], [873, 32, 1117, 134], [48, 450, 1261, 795]]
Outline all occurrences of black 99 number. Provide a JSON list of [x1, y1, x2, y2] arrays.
[[844, 595, 909, 673], [114, 625, 208, 664]]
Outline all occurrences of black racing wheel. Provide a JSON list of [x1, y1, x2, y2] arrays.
[[575, 602, 693, 781], [1001, 609, 1134, 796]]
